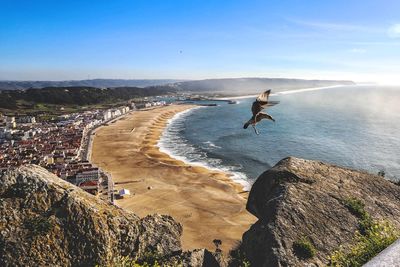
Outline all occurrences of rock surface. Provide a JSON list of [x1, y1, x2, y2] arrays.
[[0, 165, 183, 267], [242, 157, 400, 266], [2, 158, 399, 267]]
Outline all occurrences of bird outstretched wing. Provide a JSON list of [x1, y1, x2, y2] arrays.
[[256, 90, 271, 104], [251, 90, 271, 115], [255, 112, 275, 123]]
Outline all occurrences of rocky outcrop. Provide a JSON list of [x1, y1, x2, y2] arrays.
[[0, 165, 183, 267], [241, 157, 400, 266], [3, 158, 399, 267]]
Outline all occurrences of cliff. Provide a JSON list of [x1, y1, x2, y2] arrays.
[[241, 157, 400, 266], [1, 158, 399, 267], [0, 165, 218, 266]]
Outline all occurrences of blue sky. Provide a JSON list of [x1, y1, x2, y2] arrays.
[[1, 0, 400, 83]]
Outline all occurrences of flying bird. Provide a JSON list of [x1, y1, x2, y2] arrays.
[[243, 90, 276, 135]]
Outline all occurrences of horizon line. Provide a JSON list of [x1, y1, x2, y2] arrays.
[[0, 76, 360, 83]]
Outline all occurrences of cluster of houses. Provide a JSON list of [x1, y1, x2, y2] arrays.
[[0, 99, 168, 201], [102, 105, 132, 121], [0, 109, 114, 200], [135, 100, 167, 109], [58, 160, 112, 197]]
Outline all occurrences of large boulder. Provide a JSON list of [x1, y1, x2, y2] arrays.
[[0, 165, 183, 267], [242, 157, 400, 266]]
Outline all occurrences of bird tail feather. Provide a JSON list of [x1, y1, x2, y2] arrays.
[[243, 119, 252, 129]]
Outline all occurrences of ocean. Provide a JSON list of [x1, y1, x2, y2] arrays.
[[158, 85, 400, 189]]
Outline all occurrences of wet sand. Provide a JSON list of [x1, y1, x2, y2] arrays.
[[91, 105, 256, 252]]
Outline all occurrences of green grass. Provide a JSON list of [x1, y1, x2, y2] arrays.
[[293, 236, 316, 259], [329, 220, 399, 267], [98, 255, 184, 267], [329, 197, 400, 266], [106, 256, 160, 267], [344, 198, 367, 218], [344, 197, 373, 235]]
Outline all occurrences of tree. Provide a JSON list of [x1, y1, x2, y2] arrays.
[[213, 239, 222, 253]]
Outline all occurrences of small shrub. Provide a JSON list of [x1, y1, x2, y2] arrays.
[[358, 214, 373, 236], [344, 198, 367, 219], [343, 197, 374, 235], [109, 256, 137, 267], [213, 239, 222, 253], [293, 236, 316, 259], [229, 241, 251, 267], [329, 220, 399, 267], [104, 255, 162, 267], [24, 216, 53, 236], [136, 251, 162, 266]]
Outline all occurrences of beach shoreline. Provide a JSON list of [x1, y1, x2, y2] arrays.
[[91, 104, 256, 252], [156, 106, 251, 191]]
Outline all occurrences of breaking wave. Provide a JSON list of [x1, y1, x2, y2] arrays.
[[157, 107, 251, 190]]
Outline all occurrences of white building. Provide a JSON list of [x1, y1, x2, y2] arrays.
[[45, 155, 55, 165], [119, 188, 131, 197], [103, 110, 112, 121], [75, 168, 100, 184], [58, 114, 70, 121], [17, 116, 36, 124], [112, 109, 121, 117]]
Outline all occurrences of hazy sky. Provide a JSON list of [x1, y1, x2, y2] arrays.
[[1, 0, 400, 83]]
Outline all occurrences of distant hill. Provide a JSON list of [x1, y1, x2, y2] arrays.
[[0, 86, 176, 110], [171, 78, 356, 95], [0, 79, 182, 90], [0, 78, 355, 93]]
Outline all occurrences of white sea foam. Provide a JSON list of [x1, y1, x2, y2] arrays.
[[203, 141, 222, 149], [157, 106, 251, 190]]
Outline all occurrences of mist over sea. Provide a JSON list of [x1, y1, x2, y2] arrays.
[[158, 85, 400, 189]]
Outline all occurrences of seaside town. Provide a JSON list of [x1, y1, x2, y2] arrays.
[[0, 100, 167, 203]]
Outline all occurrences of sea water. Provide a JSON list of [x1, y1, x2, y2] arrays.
[[158, 86, 400, 189]]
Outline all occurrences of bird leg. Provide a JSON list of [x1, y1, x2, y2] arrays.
[[252, 124, 260, 135]]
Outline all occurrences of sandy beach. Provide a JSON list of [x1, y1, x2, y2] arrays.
[[91, 105, 256, 252]]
